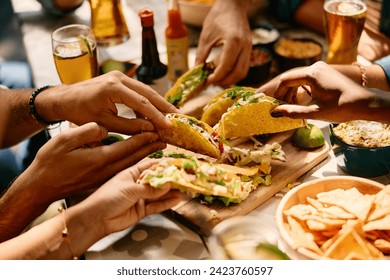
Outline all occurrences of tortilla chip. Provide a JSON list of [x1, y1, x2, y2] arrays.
[[286, 216, 323, 255], [367, 185, 390, 221], [316, 188, 375, 221], [217, 99, 304, 139], [158, 113, 221, 159], [201, 86, 256, 126], [363, 215, 390, 231], [373, 239, 390, 254]]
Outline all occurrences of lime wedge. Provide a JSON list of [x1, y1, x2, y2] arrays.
[[78, 35, 93, 56], [292, 124, 325, 149], [256, 243, 290, 260]]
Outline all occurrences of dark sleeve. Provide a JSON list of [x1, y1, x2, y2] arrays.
[[36, 0, 82, 16], [375, 55, 390, 85]]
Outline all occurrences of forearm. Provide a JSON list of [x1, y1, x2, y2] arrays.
[[332, 64, 390, 91], [0, 88, 42, 148], [0, 171, 51, 242], [0, 205, 102, 259], [294, 0, 325, 34]]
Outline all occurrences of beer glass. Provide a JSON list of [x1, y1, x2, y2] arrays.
[[88, 0, 130, 46], [52, 24, 98, 84], [323, 0, 367, 64]]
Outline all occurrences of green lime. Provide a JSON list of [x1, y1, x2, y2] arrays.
[[292, 124, 325, 149], [78, 35, 93, 56], [256, 243, 290, 260], [101, 133, 125, 145], [101, 60, 126, 74]]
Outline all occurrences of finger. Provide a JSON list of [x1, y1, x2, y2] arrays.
[[207, 44, 241, 85], [53, 122, 107, 151], [113, 79, 178, 128], [145, 194, 181, 215], [272, 104, 320, 119], [102, 116, 155, 135], [107, 141, 167, 173]]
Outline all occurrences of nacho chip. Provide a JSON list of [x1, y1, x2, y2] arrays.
[[316, 188, 375, 221], [373, 239, 390, 254], [367, 185, 390, 221], [363, 215, 390, 231], [286, 216, 323, 255]]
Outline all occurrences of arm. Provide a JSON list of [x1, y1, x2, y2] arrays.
[[269, 61, 390, 123], [0, 71, 179, 148], [0, 160, 181, 259], [195, 0, 252, 87], [0, 123, 167, 242]]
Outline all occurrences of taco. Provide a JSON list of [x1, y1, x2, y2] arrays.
[[138, 156, 270, 205], [165, 62, 215, 107], [217, 92, 305, 139], [157, 113, 223, 159], [201, 86, 257, 126]]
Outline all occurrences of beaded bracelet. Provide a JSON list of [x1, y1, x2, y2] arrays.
[[58, 207, 78, 260], [352, 62, 368, 87], [29, 85, 63, 127]]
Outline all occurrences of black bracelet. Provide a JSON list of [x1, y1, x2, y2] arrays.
[[29, 85, 63, 127]]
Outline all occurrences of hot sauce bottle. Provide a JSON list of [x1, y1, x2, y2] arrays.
[[136, 9, 168, 94], [165, 0, 189, 83]]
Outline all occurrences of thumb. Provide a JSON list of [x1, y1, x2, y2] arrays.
[[54, 122, 108, 150], [271, 104, 320, 119]]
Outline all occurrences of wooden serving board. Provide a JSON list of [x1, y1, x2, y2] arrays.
[[165, 131, 330, 236]]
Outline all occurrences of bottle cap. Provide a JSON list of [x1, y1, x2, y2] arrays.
[[139, 9, 154, 27]]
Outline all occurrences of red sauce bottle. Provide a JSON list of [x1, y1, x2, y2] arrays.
[[165, 0, 189, 83]]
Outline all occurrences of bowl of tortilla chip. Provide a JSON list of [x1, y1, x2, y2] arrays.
[[276, 176, 390, 260]]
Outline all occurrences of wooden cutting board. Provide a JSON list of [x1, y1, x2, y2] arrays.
[[164, 131, 330, 236]]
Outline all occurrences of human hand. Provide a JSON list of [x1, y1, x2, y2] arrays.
[[269, 61, 376, 123], [78, 159, 181, 237], [195, 1, 252, 87], [16, 122, 166, 207], [39, 71, 179, 135]]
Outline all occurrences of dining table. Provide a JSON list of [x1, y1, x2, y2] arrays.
[[11, 0, 390, 261]]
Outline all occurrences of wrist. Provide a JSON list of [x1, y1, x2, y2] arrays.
[[33, 85, 65, 125]]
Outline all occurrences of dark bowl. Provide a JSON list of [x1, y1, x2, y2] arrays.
[[329, 123, 390, 178], [251, 23, 280, 53], [274, 37, 323, 72], [237, 47, 272, 87]]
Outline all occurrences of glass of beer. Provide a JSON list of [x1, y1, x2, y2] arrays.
[[52, 24, 99, 84], [323, 0, 367, 64], [88, 0, 130, 46]]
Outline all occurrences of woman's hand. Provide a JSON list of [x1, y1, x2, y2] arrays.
[[77, 159, 181, 237]]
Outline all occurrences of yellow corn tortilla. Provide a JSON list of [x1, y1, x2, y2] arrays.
[[201, 86, 256, 126], [157, 113, 222, 159], [165, 62, 215, 107], [217, 93, 305, 139]]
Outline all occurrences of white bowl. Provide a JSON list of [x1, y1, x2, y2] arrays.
[[275, 176, 385, 260], [179, 0, 267, 27]]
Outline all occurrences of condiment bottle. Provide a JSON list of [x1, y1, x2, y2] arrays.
[[136, 9, 168, 95], [165, 0, 189, 83]]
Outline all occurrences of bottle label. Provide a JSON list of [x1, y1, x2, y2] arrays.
[[166, 37, 189, 82]]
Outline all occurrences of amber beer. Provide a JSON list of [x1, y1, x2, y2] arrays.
[[88, 0, 130, 46], [52, 24, 98, 84], [324, 0, 366, 64]]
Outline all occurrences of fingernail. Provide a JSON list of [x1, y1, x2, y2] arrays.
[[271, 111, 284, 118]]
